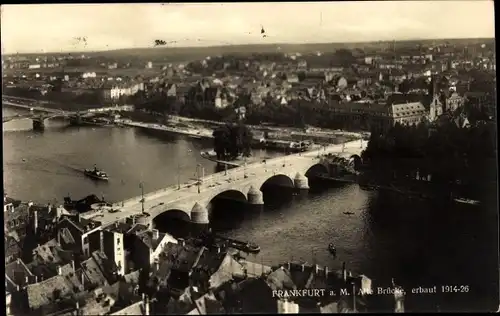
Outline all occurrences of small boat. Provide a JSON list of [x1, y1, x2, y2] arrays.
[[343, 211, 354, 215], [245, 242, 261, 254], [454, 197, 480, 205], [84, 165, 109, 181], [328, 243, 337, 256]]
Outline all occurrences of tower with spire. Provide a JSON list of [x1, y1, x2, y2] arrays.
[[428, 75, 443, 122]]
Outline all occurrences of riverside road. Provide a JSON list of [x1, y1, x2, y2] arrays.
[[3, 106, 498, 312]]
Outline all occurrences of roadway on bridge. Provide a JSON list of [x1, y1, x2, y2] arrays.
[[86, 139, 366, 225]]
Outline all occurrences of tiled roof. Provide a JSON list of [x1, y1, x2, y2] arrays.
[[193, 292, 225, 314], [32, 239, 64, 265], [6, 259, 34, 287], [81, 254, 109, 288], [110, 300, 145, 315], [123, 270, 140, 285], [26, 275, 78, 310], [190, 250, 228, 289], [5, 235, 21, 259], [27, 261, 58, 280], [78, 291, 115, 315], [163, 243, 204, 273], [266, 267, 296, 290], [136, 231, 164, 250], [152, 256, 174, 286], [63, 216, 102, 233], [5, 204, 29, 227]]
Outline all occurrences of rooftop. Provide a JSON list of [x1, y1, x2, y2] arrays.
[[60, 215, 102, 233], [26, 275, 78, 310], [6, 258, 34, 288], [80, 251, 118, 288]]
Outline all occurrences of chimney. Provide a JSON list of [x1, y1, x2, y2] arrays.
[[286, 262, 291, 271], [58, 266, 63, 275], [342, 262, 347, 282], [33, 208, 38, 233], [144, 294, 150, 315], [301, 264, 304, 272], [325, 266, 329, 277], [152, 229, 159, 240], [35, 275, 38, 283], [81, 272, 85, 288], [71, 260, 75, 272], [216, 246, 220, 254], [314, 264, 319, 274], [76, 301, 80, 311], [25, 276, 29, 284]]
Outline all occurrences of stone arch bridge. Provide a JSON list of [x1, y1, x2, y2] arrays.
[[87, 140, 366, 227]]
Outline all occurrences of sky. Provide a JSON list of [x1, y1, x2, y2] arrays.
[[0, 1, 495, 54]]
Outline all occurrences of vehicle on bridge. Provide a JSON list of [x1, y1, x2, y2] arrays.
[[84, 165, 109, 181]]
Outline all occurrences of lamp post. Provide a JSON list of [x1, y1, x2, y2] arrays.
[[177, 162, 181, 190], [139, 182, 145, 214], [244, 157, 248, 178], [352, 281, 357, 312], [283, 146, 286, 167]]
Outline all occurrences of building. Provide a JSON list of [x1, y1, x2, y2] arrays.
[[445, 92, 464, 112], [99, 225, 127, 276], [4, 194, 14, 213], [82, 72, 97, 79], [389, 101, 427, 126], [428, 94, 444, 122], [57, 215, 102, 257], [132, 228, 177, 272]]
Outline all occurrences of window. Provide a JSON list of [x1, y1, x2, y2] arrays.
[[117, 238, 121, 245]]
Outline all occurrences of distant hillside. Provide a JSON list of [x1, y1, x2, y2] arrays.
[[4, 38, 495, 60]]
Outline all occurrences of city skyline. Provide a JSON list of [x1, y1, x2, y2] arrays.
[[1, 1, 495, 55]]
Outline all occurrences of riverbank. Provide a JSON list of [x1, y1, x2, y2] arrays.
[[3, 94, 364, 143]]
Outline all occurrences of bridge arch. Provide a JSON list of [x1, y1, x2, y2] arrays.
[[206, 189, 248, 231], [349, 154, 362, 170], [152, 208, 191, 238], [259, 174, 294, 190], [304, 163, 329, 178]]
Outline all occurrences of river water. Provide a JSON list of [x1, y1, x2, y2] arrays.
[[3, 107, 498, 312]]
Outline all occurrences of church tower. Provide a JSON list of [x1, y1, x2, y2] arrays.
[[429, 76, 443, 122]]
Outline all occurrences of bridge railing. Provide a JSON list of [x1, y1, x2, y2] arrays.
[[115, 140, 366, 208]]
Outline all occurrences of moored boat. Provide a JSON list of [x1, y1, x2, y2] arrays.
[[328, 243, 337, 256], [453, 197, 480, 205], [245, 242, 261, 254]]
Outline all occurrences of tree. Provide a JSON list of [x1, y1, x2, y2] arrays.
[[212, 123, 253, 161]]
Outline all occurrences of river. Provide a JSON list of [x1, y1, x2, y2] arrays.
[[3, 107, 498, 312]]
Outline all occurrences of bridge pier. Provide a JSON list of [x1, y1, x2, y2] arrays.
[[190, 202, 209, 237], [294, 172, 309, 197], [247, 186, 264, 211]]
